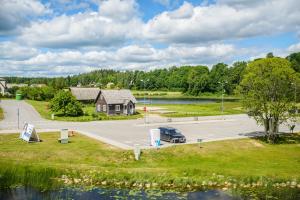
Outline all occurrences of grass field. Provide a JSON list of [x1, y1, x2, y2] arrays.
[[132, 90, 239, 100], [26, 100, 142, 122], [137, 102, 244, 117], [0, 132, 299, 191]]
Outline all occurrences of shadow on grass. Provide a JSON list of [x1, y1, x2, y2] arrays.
[[239, 131, 300, 144]]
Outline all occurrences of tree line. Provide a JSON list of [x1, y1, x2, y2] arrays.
[[4, 52, 300, 96]]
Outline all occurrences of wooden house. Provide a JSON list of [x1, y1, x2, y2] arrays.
[[95, 89, 137, 115]]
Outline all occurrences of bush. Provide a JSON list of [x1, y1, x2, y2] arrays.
[[50, 91, 83, 117], [65, 101, 83, 117]]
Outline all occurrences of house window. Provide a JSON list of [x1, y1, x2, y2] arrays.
[[116, 105, 120, 111], [103, 105, 106, 112], [97, 104, 101, 112]]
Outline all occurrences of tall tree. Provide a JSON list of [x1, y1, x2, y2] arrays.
[[238, 57, 298, 143], [208, 63, 229, 93], [286, 52, 300, 73]]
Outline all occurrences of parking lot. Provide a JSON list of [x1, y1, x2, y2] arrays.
[[0, 100, 298, 149]]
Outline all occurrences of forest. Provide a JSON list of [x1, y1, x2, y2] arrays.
[[4, 52, 300, 96]]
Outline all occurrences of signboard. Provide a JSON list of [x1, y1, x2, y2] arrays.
[[20, 123, 40, 142], [150, 129, 160, 147]]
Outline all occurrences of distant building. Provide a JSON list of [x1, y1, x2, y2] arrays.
[[70, 87, 100, 102], [0, 78, 7, 96], [95, 89, 137, 115], [30, 84, 46, 88], [6, 83, 28, 88]]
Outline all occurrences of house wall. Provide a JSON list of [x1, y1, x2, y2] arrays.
[[108, 104, 124, 115], [126, 101, 135, 115], [95, 93, 108, 114], [0, 80, 6, 96], [95, 92, 136, 115]]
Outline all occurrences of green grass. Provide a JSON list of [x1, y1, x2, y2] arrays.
[[26, 100, 142, 122], [0, 106, 3, 121], [138, 102, 244, 117], [132, 90, 239, 100], [0, 132, 299, 191]]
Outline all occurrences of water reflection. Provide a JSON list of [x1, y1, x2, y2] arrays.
[[0, 187, 237, 200]]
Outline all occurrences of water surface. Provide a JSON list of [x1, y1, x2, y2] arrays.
[[0, 187, 237, 200]]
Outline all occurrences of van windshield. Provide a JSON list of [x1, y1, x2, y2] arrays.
[[168, 129, 181, 135]]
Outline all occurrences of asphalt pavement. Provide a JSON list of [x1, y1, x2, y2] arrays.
[[0, 100, 298, 149]]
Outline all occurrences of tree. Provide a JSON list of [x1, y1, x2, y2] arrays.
[[208, 63, 229, 93], [286, 52, 300, 73], [238, 57, 298, 143], [50, 91, 83, 116], [266, 52, 274, 58]]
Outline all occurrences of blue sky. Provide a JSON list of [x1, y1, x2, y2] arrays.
[[0, 0, 300, 76]]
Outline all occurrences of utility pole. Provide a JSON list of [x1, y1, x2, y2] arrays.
[[218, 81, 227, 119], [17, 108, 20, 129], [141, 79, 149, 124]]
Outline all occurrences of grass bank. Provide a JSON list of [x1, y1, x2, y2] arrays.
[[0, 132, 299, 192], [137, 102, 244, 117], [26, 100, 142, 122], [132, 90, 239, 100]]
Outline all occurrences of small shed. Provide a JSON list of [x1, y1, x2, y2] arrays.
[[70, 87, 100, 103], [95, 89, 137, 115]]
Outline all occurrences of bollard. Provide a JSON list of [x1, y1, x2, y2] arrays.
[[134, 144, 141, 160], [197, 138, 203, 148], [51, 113, 55, 120]]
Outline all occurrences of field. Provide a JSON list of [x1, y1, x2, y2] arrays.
[[0, 132, 299, 192], [138, 102, 244, 117], [132, 90, 239, 100], [26, 100, 142, 122]]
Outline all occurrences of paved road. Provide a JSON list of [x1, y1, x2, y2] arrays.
[[0, 100, 299, 149]]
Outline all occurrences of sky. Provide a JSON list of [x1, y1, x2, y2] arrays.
[[0, 0, 300, 77]]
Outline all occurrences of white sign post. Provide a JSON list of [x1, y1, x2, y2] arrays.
[[134, 144, 141, 160], [150, 129, 160, 148], [59, 129, 69, 144], [20, 123, 40, 142]]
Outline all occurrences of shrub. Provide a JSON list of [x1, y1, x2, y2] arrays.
[[50, 91, 83, 117]]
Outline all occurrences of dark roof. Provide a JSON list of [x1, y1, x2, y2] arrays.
[[96, 89, 137, 104], [70, 87, 100, 101]]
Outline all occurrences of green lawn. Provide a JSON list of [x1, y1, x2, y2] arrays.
[[26, 100, 142, 122], [138, 102, 244, 117], [0, 132, 299, 191]]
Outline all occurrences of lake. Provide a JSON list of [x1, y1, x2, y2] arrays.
[[0, 187, 237, 200]]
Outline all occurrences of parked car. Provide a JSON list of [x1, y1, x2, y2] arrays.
[[158, 127, 186, 143]]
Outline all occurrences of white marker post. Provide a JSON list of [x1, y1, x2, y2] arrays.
[[134, 144, 141, 160]]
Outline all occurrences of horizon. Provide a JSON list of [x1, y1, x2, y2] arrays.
[[0, 0, 300, 77]]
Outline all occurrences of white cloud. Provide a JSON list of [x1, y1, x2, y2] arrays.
[[0, 0, 50, 35], [0, 43, 244, 76], [18, 0, 142, 48], [143, 0, 300, 44], [0, 42, 39, 60], [288, 42, 300, 53], [99, 0, 139, 22]]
